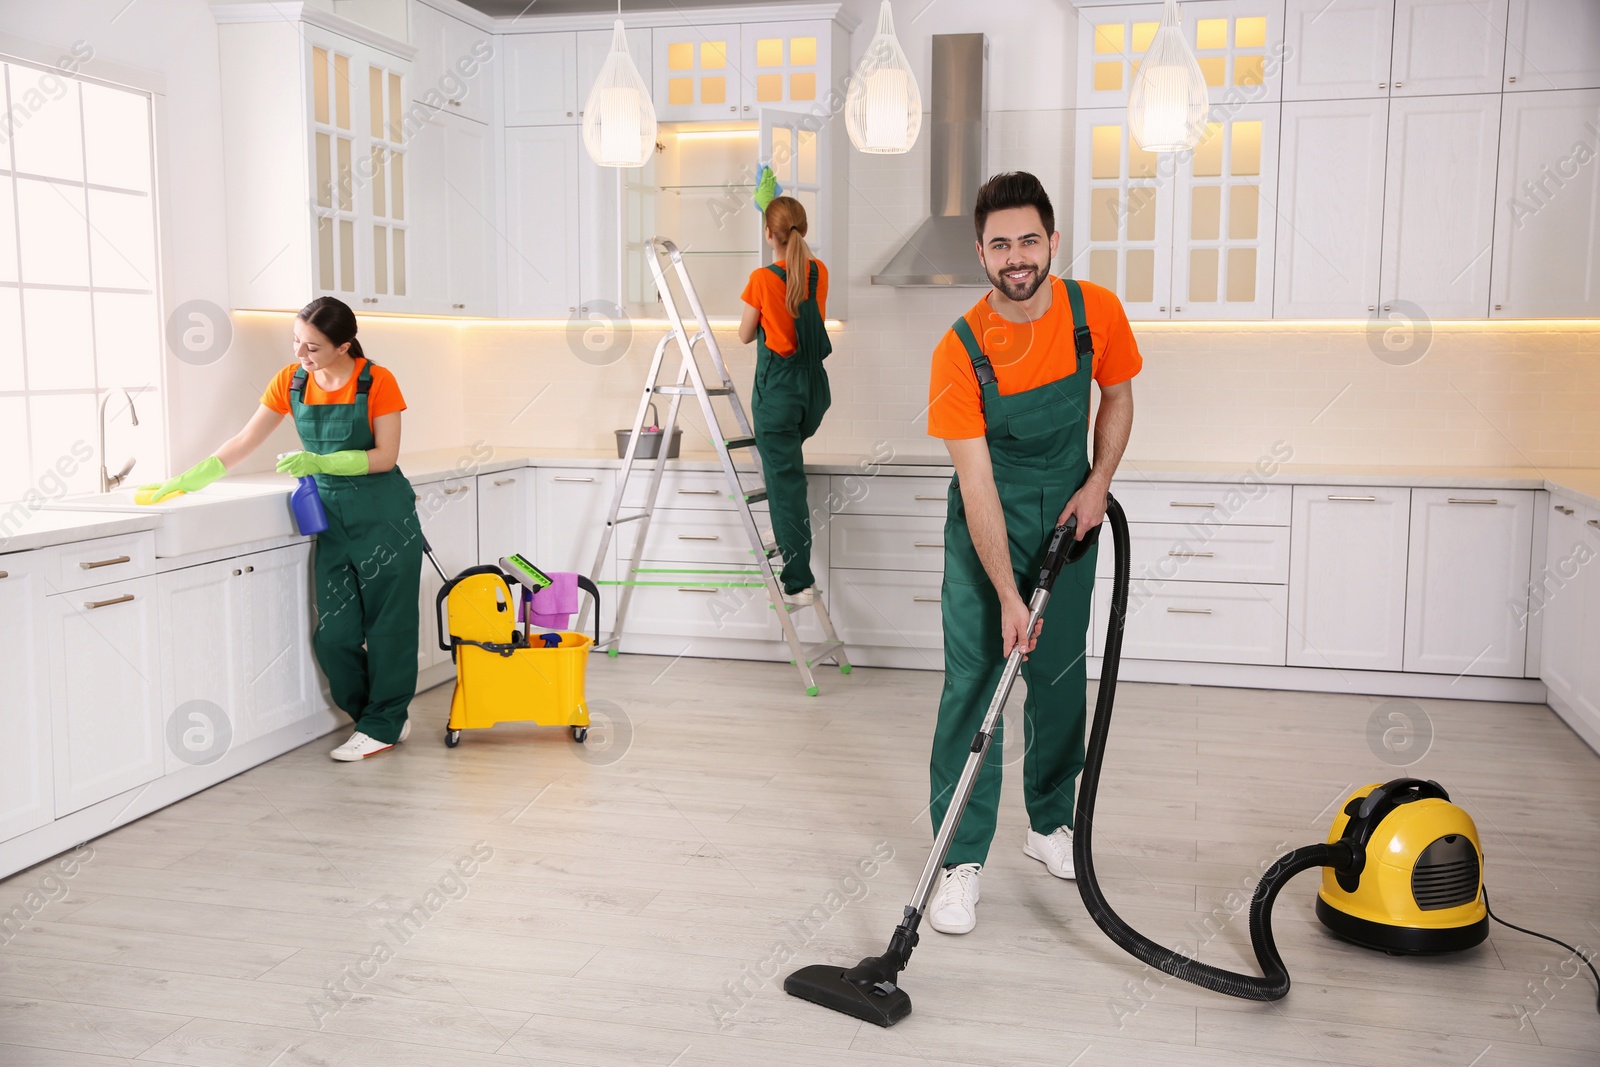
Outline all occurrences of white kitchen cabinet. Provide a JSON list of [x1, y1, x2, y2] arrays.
[[503, 32, 579, 125], [1092, 521, 1291, 584], [1538, 498, 1600, 743], [653, 23, 748, 121], [410, 1, 496, 124], [47, 575, 162, 816], [1273, 98, 1388, 317], [1095, 577, 1288, 665], [1490, 88, 1600, 318], [442, 112, 495, 315], [0, 552, 55, 840], [1380, 94, 1501, 318], [215, 10, 416, 311], [504, 125, 580, 316], [1404, 488, 1535, 676], [477, 468, 533, 566], [1504, 0, 1600, 91], [1390, 0, 1509, 96], [831, 568, 945, 653], [1075, 106, 1173, 318], [240, 545, 318, 741], [534, 468, 617, 633], [1287, 487, 1411, 671], [1077, 1, 1284, 109], [416, 475, 478, 671], [1281, 0, 1395, 100]]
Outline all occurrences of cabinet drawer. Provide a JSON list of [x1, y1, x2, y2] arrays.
[[1094, 578, 1287, 666], [1110, 482, 1292, 527], [1094, 522, 1290, 584], [622, 469, 770, 512], [830, 568, 944, 649], [619, 508, 764, 567], [619, 561, 821, 643], [830, 514, 946, 572], [831, 474, 950, 517], [54, 532, 155, 593]]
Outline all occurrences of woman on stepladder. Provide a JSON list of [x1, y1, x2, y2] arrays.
[[139, 296, 423, 762], [737, 193, 831, 607]]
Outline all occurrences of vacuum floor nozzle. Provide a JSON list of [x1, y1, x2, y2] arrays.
[[783, 964, 912, 1027]]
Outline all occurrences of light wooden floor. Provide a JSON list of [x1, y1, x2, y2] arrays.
[[2, 656, 1598, 1066]]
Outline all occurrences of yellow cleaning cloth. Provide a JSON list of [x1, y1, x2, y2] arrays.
[[135, 486, 184, 505]]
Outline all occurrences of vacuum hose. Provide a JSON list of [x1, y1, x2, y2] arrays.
[[1074, 496, 1361, 1000]]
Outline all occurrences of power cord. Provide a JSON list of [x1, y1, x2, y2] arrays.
[[1483, 886, 1600, 1016]]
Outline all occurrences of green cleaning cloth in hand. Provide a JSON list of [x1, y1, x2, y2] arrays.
[[753, 164, 781, 212], [137, 455, 226, 505], [276, 450, 370, 478]]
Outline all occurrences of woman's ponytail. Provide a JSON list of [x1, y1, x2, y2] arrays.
[[763, 196, 814, 318]]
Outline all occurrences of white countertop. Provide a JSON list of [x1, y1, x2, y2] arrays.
[[6, 449, 1597, 557]]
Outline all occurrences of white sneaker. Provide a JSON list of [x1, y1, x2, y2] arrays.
[[330, 731, 394, 761], [781, 587, 818, 608], [399, 719, 411, 743], [1024, 826, 1076, 880], [928, 863, 981, 934]]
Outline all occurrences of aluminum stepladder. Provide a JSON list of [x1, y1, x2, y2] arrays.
[[586, 236, 851, 696]]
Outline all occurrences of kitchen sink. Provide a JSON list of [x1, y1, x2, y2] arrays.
[[42, 479, 300, 556]]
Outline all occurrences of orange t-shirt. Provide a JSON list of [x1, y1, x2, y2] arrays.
[[261, 357, 406, 431], [927, 277, 1141, 440], [740, 259, 829, 357]]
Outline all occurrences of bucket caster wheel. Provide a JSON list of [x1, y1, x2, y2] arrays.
[[445, 729, 461, 748], [572, 726, 588, 743]]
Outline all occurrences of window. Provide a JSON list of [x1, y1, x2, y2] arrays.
[[0, 57, 165, 505]]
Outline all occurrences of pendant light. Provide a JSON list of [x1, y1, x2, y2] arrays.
[[1128, 0, 1209, 153], [581, 7, 657, 168], [845, 0, 921, 154]]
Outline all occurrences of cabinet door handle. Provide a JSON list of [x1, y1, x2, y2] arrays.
[[493, 478, 517, 486], [678, 586, 718, 593], [1167, 606, 1213, 615], [914, 541, 944, 548], [1168, 550, 1214, 558], [444, 486, 469, 495], [0, 570, 8, 580], [1589, 520, 1600, 530], [678, 534, 719, 541], [79, 555, 132, 570], [233, 569, 243, 576], [677, 489, 720, 495], [1554, 505, 1575, 515], [1447, 498, 1498, 506], [85, 593, 135, 610], [244, 565, 254, 573], [914, 494, 945, 501], [913, 596, 941, 603], [452, 303, 466, 310], [555, 476, 594, 483], [1328, 495, 1378, 502], [1168, 501, 1216, 509]]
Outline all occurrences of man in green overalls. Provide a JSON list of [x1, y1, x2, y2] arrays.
[[923, 172, 1141, 933]]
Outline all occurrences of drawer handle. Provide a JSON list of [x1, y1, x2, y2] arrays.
[[1167, 607, 1213, 615], [1554, 506, 1574, 515], [79, 555, 132, 570], [914, 541, 943, 548], [555, 476, 594, 483], [1167, 551, 1214, 558], [493, 478, 517, 486], [1328, 495, 1378, 502], [1168, 501, 1216, 509], [444, 486, 469, 495], [678, 489, 720, 495], [85, 593, 136, 610], [914, 495, 945, 501], [1589, 520, 1600, 530], [678, 534, 719, 541], [1447, 498, 1498, 505], [678, 587, 718, 593], [913, 596, 941, 603], [0, 570, 8, 580]]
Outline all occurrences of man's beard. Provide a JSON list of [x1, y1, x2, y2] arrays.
[[986, 257, 1051, 303]]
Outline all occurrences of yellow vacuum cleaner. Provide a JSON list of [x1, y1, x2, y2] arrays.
[[1316, 779, 1487, 954]]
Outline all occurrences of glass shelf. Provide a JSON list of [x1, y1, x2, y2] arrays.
[[678, 249, 759, 256]]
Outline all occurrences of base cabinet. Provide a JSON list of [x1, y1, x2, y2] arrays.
[[0, 551, 54, 840], [416, 475, 480, 672], [1538, 498, 1600, 742], [1287, 486, 1411, 670]]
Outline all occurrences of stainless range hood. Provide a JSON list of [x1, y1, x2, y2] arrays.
[[871, 33, 988, 288]]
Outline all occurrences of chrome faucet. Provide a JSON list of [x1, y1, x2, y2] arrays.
[[98, 387, 141, 493]]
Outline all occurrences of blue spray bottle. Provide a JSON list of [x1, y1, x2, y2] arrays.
[[280, 454, 329, 536]]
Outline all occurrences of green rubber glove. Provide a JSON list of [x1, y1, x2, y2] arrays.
[[276, 450, 369, 477], [137, 455, 226, 504], [753, 164, 781, 212]]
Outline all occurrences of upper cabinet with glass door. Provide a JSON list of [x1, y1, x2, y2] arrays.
[[1076, 1, 1283, 109], [215, 8, 415, 312], [653, 22, 835, 122]]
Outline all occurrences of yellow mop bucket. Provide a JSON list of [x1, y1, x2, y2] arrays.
[[435, 565, 596, 748]]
